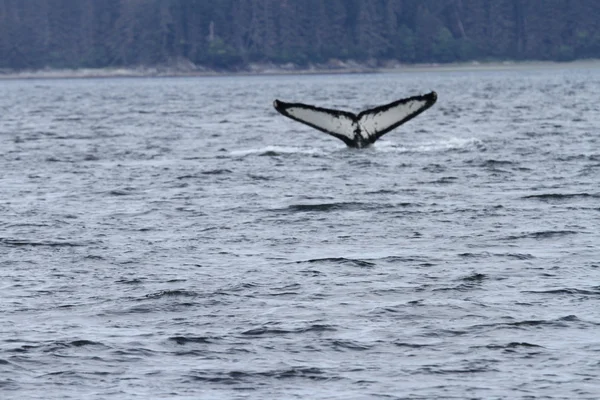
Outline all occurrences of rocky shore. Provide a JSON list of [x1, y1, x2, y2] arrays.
[[1, 58, 599, 80]]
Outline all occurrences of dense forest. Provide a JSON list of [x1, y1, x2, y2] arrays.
[[1, 0, 600, 71]]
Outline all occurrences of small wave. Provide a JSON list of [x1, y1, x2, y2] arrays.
[[230, 146, 326, 157], [458, 252, 492, 259], [522, 193, 599, 201], [176, 174, 197, 180], [266, 283, 301, 296], [433, 273, 488, 292], [480, 159, 516, 167], [201, 168, 232, 175], [112, 348, 158, 357], [504, 230, 579, 240], [185, 366, 334, 383], [434, 284, 483, 292], [168, 336, 214, 345], [376, 255, 434, 264], [375, 137, 485, 153], [0, 238, 86, 247], [503, 253, 536, 260], [106, 188, 137, 196], [247, 174, 273, 181], [327, 339, 372, 351], [115, 278, 144, 284], [363, 189, 400, 195], [472, 315, 582, 331], [8, 339, 107, 353], [285, 202, 367, 212], [485, 342, 544, 350], [177, 170, 233, 179], [241, 324, 336, 336], [217, 282, 259, 294], [241, 327, 291, 336], [524, 288, 600, 296], [296, 257, 376, 268], [347, 158, 384, 167], [252, 366, 334, 380], [4, 222, 50, 228], [418, 364, 497, 374], [42, 371, 82, 378], [364, 255, 437, 268], [428, 176, 459, 184], [281, 201, 399, 213], [461, 273, 487, 282], [578, 164, 600, 177], [69, 339, 104, 347], [144, 289, 198, 299], [422, 163, 446, 173], [393, 342, 435, 348]]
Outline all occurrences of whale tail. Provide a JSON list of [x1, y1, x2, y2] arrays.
[[273, 91, 437, 148]]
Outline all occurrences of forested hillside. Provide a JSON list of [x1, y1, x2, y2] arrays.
[[1, 0, 600, 71]]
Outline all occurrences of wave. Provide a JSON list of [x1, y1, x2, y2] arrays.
[[285, 202, 366, 212], [295, 257, 376, 268], [185, 366, 336, 383], [471, 315, 585, 332], [327, 339, 373, 351], [230, 138, 484, 156], [522, 193, 599, 201], [241, 324, 336, 336], [6, 339, 108, 354], [168, 336, 215, 345], [376, 137, 486, 153], [524, 288, 600, 296], [375, 255, 436, 264], [280, 201, 402, 213], [479, 159, 516, 167], [105, 188, 138, 196], [393, 342, 436, 348], [477, 342, 544, 350], [0, 238, 88, 247], [504, 230, 579, 240], [434, 273, 487, 292], [503, 253, 536, 260], [144, 289, 199, 299], [230, 145, 327, 157]]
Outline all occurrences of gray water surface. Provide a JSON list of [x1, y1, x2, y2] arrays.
[[1, 67, 600, 399]]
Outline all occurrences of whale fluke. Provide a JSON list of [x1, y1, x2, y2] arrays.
[[273, 91, 437, 148]]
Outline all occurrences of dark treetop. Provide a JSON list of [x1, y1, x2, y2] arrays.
[[1, 0, 600, 71]]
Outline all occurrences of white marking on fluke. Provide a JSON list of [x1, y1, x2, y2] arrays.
[[273, 92, 437, 148]]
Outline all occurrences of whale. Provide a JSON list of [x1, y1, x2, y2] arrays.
[[273, 91, 437, 148]]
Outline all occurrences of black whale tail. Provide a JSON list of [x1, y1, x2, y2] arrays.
[[273, 91, 437, 148]]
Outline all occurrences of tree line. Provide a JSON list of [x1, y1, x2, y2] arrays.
[[1, 0, 600, 70]]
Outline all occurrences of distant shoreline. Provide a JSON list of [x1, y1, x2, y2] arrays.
[[1, 59, 599, 80]]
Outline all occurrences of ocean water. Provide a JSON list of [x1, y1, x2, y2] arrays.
[[1, 66, 600, 399]]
